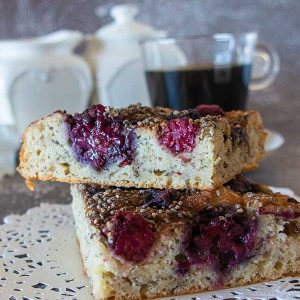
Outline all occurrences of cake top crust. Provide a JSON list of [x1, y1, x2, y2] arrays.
[[115, 103, 251, 124], [77, 175, 300, 232], [60, 103, 260, 129]]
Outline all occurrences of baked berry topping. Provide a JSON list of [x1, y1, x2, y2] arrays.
[[231, 124, 248, 144], [177, 207, 257, 275], [167, 104, 225, 120], [159, 105, 226, 154], [287, 197, 299, 204], [158, 118, 199, 154], [226, 175, 253, 194], [175, 254, 190, 276], [167, 109, 201, 120], [64, 104, 136, 170], [195, 104, 225, 116], [103, 211, 155, 263], [143, 189, 172, 208]]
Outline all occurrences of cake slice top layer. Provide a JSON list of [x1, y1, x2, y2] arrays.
[[62, 103, 263, 169], [78, 175, 300, 233], [18, 103, 265, 190]]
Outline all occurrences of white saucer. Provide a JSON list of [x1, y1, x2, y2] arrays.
[[265, 128, 285, 152]]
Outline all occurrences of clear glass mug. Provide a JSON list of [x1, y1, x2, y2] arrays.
[[141, 32, 279, 111]]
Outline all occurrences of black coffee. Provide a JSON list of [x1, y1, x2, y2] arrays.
[[145, 64, 252, 111]]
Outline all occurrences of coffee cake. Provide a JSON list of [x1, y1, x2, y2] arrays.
[[71, 176, 300, 300], [18, 104, 265, 190]]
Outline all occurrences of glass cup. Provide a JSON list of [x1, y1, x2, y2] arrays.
[[141, 32, 279, 111]]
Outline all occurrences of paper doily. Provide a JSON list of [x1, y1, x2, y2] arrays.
[[0, 203, 92, 300], [0, 187, 300, 300]]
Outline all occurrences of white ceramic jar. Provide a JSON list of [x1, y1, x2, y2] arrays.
[[0, 30, 92, 134], [0, 30, 92, 177], [84, 4, 166, 108]]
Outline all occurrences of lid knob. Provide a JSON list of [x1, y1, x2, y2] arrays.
[[110, 4, 138, 23]]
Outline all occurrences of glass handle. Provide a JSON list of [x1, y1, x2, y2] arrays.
[[249, 43, 280, 91]]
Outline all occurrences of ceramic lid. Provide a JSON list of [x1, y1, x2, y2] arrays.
[[95, 4, 166, 41]]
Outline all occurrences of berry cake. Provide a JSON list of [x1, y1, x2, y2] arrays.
[[72, 176, 300, 300], [18, 104, 265, 190]]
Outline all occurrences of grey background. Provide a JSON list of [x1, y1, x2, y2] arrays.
[[0, 0, 299, 221]]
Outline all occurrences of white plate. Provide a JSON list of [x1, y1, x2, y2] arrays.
[[0, 187, 299, 300], [265, 129, 285, 152]]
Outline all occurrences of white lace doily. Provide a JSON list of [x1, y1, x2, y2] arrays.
[[1, 187, 300, 300]]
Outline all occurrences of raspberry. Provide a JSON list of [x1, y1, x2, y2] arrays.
[[64, 104, 136, 171], [158, 118, 199, 155], [226, 175, 253, 194], [143, 189, 172, 208], [178, 207, 257, 275], [103, 211, 155, 263], [195, 104, 225, 116]]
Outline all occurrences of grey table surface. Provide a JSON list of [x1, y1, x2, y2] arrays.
[[0, 0, 299, 222]]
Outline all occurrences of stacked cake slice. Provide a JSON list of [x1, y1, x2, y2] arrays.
[[18, 104, 265, 190], [72, 177, 300, 299], [18, 104, 300, 300]]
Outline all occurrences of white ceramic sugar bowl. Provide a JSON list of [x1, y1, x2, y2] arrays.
[[0, 30, 92, 134], [84, 4, 166, 108]]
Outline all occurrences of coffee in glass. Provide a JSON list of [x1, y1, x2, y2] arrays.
[[141, 33, 279, 111]]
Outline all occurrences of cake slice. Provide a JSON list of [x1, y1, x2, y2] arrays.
[[18, 104, 265, 190], [72, 175, 300, 300]]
